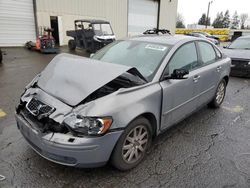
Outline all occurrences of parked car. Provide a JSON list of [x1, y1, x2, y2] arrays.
[[66, 19, 115, 53], [187, 32, 220, 45], [192, 32, 220, 41], [222, 35, 250, 77], [16, 34, 231, 171]]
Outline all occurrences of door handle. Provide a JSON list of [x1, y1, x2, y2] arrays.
[[193, 75, 200, 82], [216, 66, 222, 72]]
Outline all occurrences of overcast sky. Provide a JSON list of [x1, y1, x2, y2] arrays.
[[177, 0, 250, 25]]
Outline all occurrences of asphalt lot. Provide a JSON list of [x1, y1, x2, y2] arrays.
[[0, 47, 250, 188]]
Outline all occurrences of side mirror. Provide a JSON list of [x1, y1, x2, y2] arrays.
[[163, 69, 189, 80], [171, 69, 189, 79]]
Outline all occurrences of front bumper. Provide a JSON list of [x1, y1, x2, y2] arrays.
[[230, 65, 250, 78], [16, 113, 123, 168]]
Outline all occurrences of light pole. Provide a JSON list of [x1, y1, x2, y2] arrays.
[[206, 1, 213, 28]]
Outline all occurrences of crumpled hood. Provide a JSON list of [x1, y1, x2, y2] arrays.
[[222, 48, 250, 60], [37, 53, 132, 106]]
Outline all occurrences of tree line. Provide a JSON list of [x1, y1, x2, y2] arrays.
[[177, 11, 249, 29]]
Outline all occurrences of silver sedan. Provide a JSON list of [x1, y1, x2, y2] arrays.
[[16, 35, 231, 170]]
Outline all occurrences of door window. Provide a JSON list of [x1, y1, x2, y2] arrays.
[[198, 42, 217, 65], [214, 47, 222, 59], [166, 42, 198, 75]]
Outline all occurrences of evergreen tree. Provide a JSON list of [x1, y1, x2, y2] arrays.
[[222, 10, 230, 28], [198, 13, 207, 25], [212, 12, 224, 28], [231, 11, 240, 29]]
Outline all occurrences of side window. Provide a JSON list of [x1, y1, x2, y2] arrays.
[[214, 47, 222, 59], [166, 42, 198, 74], [198, 42, 217, 64]]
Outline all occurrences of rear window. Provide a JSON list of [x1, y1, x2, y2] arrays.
[[198, 42, 216, 65]]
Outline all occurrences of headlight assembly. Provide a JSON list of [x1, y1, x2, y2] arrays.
[[64, 114, 113, 136]]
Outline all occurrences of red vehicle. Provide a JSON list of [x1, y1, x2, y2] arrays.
[[25, 28, 58, 53]]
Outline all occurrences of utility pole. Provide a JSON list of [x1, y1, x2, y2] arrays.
[[206, 1, 213, 28]]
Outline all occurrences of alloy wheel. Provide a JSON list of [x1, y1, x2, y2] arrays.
[[216, 82, 225, 104], [122, 125, 148, 164]]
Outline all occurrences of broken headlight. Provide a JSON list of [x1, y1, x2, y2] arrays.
[[64, 114, 113, 136]]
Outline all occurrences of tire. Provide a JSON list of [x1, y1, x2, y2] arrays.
[[0, 49, 2, 63], [111, 117, 153, 171], [68, 39, 76, 51], [208, 79, 227, 108]]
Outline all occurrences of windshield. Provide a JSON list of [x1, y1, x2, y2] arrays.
[[228, 38, 250, 49], [93, 24, 113, 36], [91, 40, 170, 81]]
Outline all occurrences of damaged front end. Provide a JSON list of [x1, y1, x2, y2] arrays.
[[16, 53, 146, 138], [15, 53, 147, 167]]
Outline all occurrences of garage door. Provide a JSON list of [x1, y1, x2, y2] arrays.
[[0, 0, 36, 46], [128, 0, 159, 36]]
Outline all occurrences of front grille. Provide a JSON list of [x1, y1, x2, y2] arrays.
[[26, 98, 54, 116], [231, 59, 250, 67]]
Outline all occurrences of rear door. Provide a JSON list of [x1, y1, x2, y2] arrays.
[[195, 41, 223, 107], [160, 42, 201, 130]]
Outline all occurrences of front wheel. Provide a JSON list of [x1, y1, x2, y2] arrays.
[[208, 79, 227, 108], [68, 39, 76, 51], [111, 117, 152, 171]]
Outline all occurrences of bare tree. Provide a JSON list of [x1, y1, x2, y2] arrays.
[[176, 13, 185, 28], [240, 13, 248, 29]]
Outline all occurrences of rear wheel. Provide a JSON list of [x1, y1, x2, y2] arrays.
[[0, 48, 2, 63], [68, 39, 76, 51], [111, 117, 152, 171], [208, 79, 226, 108]]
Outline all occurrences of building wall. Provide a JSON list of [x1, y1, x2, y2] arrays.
[[36, 0, 128, 45], [159, 0, 178, 34], [36, 0, 178, 45]]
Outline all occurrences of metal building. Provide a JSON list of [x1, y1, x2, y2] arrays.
[[0, 0, 36, 46], [0, 0, 178, 46]]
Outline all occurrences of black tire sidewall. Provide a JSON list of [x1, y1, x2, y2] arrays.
[[68, 40, 76, 50], [111, 117, 153, 171], [0, 49, 2, 63]]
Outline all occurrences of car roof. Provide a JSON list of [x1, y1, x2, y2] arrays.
[[74, 19, 110, 24], [239, 35, 250, 39], [128, 34, 197, 46]]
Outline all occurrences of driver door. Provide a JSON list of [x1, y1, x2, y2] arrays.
[[160, 42, 201, 130]]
